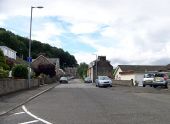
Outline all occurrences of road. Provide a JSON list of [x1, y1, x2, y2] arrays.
[[1, 79, 170, 124]]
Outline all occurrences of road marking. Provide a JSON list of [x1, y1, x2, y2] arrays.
[[14, 112, 25, 115], [18, 120, 39, 124], [8, 111, 25, 117], [22, 105, 52, 124]]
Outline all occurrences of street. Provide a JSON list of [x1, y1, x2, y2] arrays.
[[1, 79, 170, 124]]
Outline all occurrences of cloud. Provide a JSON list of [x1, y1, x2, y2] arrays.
[[0, 14, 7, 26], [73, 52, 97, 64], [1, 0, 170, 66], [32, 22, 64, 48], [70, 22, 98, 34]]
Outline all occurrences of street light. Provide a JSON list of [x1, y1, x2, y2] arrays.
[[28, 6, 43, 88], [92, 54, 98, 83]]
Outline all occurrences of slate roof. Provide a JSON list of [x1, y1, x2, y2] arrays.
[[118, 65, 166, 73], [31, 55, 55, 69]]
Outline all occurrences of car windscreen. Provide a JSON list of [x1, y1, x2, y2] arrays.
[[144, 73, 155, 78], [155, 74, 165, 77], [99, 76, 109, 80], [60, 77, 67, 80], [85, 77, 91, 80]]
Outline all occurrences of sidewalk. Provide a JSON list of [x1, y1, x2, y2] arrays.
[[0, 82, 59, 116]]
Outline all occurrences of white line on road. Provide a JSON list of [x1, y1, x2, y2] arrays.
[[22, 105, 53, 124], [14, 112, 25, 115], [18, 120, 39, 124], [8, 111, 25, 117]]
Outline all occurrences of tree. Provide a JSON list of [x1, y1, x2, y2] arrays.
[[6, 57, 15, 69], [0, 49, 9, 70], [0, 28, 78, 67], [34, 64, 56, 77], [77, 63, 88, 79]]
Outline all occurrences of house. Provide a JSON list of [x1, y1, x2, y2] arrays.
[[114, 65, 166, 86], [31, 55, 64, 76], [64, 67, 77, 77], [32, 55, 60, 69], [87, 56, 113, 82], [0, 46, 17, 60]]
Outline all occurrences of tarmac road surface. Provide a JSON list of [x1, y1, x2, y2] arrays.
[[1, 79, 170, 124]]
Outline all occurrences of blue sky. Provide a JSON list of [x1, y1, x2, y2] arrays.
[[1, 0, 170, 67]]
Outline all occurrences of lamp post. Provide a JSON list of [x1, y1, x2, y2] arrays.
[[28, 6, 43, 88], [92, 54, 98, 83]]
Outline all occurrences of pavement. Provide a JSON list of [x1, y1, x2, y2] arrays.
[[0, 82, 59, 116]]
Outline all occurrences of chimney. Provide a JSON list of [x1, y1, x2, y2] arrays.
[[98, 56, 106, 61]]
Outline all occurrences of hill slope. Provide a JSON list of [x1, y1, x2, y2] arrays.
[[0, 28, 77, 68]]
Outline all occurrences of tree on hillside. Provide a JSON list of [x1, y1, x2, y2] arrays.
[[0, 49, 9, 70], [0, 28, 78, 67], [77, 63, 88, 79]]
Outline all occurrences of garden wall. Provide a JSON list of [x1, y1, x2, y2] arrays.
[[0, 79, 40, 95], [112, 80, 133, 86]]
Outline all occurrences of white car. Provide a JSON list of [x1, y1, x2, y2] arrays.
[[59, 76, 68, 83], [95, 76, 112, 87], [143, 73, 155, 87]]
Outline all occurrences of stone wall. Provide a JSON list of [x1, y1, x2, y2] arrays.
[[112, 80, 133, 86], [0, 79, 39, 95]]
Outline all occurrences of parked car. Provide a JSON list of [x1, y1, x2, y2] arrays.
[[143, 72, 156, 87], [152, 72, 169, 88], [59, 76, 68, 83], [84, 77, 92, 83], [95, 76, 112, 87]]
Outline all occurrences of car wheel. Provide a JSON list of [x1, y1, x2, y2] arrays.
[[110, 85, 112, 87], [164, 83, 168, 89], [143, 84, 146, 87], [153, 85, 157, 88]]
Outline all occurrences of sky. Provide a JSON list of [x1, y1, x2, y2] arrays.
[[1, 0, 170, 67]]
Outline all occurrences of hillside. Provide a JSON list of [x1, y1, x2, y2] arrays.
[[0, 28, 77, 68]]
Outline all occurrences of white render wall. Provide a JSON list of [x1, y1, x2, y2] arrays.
[[135, 73, 144, 86], [0, 46, 17, 60], [114, 67, 136, 85], [114, 67, 122, 80]]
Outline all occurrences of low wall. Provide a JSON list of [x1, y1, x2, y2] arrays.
[[44, 76, 58, 84], [0, 79, 40, 96], [112, 80, 133, 86]]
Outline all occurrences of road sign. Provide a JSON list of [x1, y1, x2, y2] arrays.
[[27, 57, 32, 62]]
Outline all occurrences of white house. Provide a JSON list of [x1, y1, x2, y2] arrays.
[[0, 46, 17, 60], [114, 65, 165, 86]]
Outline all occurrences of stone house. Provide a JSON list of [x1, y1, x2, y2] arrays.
[[31, 55, 64, 76], [32, 55, 60, 68], [87, 56, 113, 82], [64, 67, 77, 77]]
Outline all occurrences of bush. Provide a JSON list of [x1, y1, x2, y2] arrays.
[[0, 67, 9, 78], [0, 62, 10, 70], [0, 50, 10, 70], [6, 57, 15, 69], [12, 64, 28, 79]]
